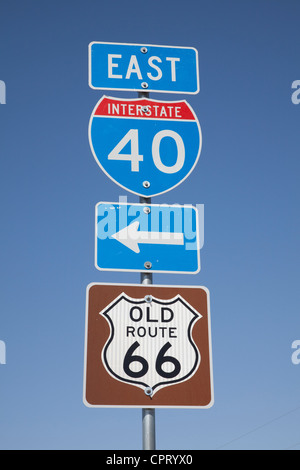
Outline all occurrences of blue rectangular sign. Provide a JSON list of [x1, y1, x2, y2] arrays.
[[89, 42, 199, 94], [95, 202, 201, 274]]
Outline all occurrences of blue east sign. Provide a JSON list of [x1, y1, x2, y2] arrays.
[[89, 42, 199, 94]]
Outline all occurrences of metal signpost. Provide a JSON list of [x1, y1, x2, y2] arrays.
[[85, 41, 213, 451]]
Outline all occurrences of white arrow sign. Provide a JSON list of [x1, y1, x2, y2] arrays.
[[111, 221, 184, 254], [95, 201, 200, 274]]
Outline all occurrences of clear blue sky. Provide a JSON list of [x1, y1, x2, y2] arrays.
[[0, 0, 300, 450]]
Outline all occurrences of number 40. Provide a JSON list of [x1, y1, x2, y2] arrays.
[[108, 128, 185, 174]]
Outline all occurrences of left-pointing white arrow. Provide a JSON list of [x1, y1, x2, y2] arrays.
[[111, 221, 184, 254]]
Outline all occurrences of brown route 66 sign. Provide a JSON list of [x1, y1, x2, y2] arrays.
[[83, 283, 214, 408]]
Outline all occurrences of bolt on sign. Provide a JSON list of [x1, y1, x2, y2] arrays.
[[83, 283, 214, 408]]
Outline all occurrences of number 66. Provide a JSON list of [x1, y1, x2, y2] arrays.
[[123, 340, 181, 379]]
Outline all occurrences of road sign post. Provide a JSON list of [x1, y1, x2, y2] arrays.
[[140, 218, 155, 449], [139, 82, 156, 447], [85, 41, 212, 451]]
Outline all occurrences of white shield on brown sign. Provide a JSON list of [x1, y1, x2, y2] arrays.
[[101, 293, 201, 396]]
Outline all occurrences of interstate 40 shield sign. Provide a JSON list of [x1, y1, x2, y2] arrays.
[[83, 283, 213, 408], [88, 96, 202, 198]]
